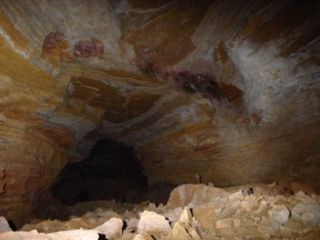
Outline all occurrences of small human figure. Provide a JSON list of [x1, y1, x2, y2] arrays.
[[195, 174, 202, 184]]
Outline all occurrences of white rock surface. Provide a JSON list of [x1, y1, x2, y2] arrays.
[[0, 229, 99, 240], [292, 202, 320, 226], [178, 208, 193, 224], [96, 217, 123, 239], [137, 211, 171, 235], [268, 205, 291, 225], [48, 229, 99, 240]]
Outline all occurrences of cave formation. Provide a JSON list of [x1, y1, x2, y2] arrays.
[[51, 139, 149, 205], [0, 0, 320, 239]]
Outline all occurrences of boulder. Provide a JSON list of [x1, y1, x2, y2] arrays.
[[0, 216, 12, 233], [96, 217, 124, 239], [137, 211, 171, 235]]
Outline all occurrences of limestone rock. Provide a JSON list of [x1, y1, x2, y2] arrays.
[[228, 190, 243, 201], [171, 207, 203, 240], [0, 229, 99, 240], [0, 0, 319, 226], [125, 218, 139, 234], [292, 202, 320, 226], [268, 205, 290, 225], [167, 184, 227, 208], [178, 208, 193, 224], [132, 233, 155, 240], [172, 222, 195, 240], [216, 218, 241, 229], [96, 217, 124, 239], [137, 211, 171, 235], [3, 183, 320, 239], [48, 229, 100, 240], [0, 231, 49, 240], [0, 216, 12, 232]]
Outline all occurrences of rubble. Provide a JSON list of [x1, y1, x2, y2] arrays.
[[96, 217, 124, 239], [1, 183, 320, 239], [137, 211, 171, 235]]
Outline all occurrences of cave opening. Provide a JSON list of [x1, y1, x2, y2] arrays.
[[30, 138, 176, 223], [51, 139, 148, 205], [0, 0, 320, 238]]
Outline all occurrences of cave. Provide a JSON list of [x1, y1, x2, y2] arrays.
[[50, 139, 174, 207], [51, 139, 149, 205], [0, 0, 320, 239]]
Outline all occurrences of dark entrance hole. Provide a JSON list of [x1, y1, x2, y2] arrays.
[[51, 139, 148, 205]]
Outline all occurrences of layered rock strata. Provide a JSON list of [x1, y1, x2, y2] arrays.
[[0, 0, 319, 223]]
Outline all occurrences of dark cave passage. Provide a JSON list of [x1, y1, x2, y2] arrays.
[[51, 139, 149, 205], [1, 0, 320, 238]]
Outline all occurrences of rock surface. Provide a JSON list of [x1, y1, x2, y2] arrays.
[[0, 229, 100, 240], [96, 217, 124, 240], [5, 184, 318, 240], [0, 216, 12, 232], [0, 0, 319, 224], [137, 211, 171, 235]]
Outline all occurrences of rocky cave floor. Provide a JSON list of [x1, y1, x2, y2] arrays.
[[1, 183, 320, 240]]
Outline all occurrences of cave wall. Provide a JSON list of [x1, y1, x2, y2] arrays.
[[0, 0, 319, 224]]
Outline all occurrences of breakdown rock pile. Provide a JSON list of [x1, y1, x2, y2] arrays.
[[1, 183, 320, 239]]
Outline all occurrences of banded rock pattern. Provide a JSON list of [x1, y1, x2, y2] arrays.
[[0, 0, 318, 225]]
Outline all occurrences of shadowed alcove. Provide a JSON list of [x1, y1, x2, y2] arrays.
[[52, 139, 148, 205]]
